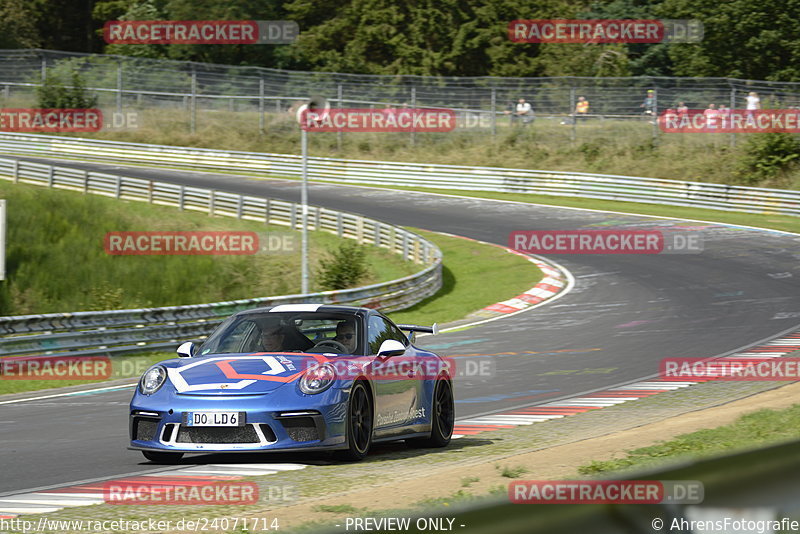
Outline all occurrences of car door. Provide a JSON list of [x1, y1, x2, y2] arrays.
[[366, 313, 422, 437]]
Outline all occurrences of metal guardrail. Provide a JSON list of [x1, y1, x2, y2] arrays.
[[1, 132, 799, 217], [0, 156, 442, 358]]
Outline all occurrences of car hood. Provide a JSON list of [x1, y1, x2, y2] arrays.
[[165, 352, 366, 395]]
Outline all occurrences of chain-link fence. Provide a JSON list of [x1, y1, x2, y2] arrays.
[[3, 49, 800, 142]]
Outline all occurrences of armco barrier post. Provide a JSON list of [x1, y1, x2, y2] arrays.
[[0, 199, 6, 281]]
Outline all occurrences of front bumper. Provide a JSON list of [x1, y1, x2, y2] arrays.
[[129, 387, 349, 453]]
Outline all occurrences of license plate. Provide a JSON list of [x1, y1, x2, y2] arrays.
[[183, 411, 245, 427]]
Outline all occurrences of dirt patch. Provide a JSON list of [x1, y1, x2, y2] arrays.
[[264, 381, 800, 530]]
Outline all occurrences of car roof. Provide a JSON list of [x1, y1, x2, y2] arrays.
[[232, 304, 372, 317]]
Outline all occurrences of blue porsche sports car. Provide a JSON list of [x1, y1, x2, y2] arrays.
[[129, 304, 454, 463]]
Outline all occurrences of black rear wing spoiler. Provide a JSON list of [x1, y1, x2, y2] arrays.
[[397, 323, 439, 336]]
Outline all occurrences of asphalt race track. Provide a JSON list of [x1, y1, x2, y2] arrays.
[[2, 157, 799, 495]]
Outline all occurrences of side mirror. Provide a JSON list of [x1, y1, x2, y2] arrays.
[[377, 339, 405, 357], [177, 341, 196, 358]]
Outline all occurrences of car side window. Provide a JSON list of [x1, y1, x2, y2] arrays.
[[367, 315, 408, 354], [221, 320, 258, 353]]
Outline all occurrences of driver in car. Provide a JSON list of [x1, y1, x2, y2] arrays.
[[333, 321, 357, 354], [259, 324, 286, 352]]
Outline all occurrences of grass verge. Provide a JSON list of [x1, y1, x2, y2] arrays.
[[0, 180, 417, 315], [387, 230, 542, 327], [577, 404, 800, 476]]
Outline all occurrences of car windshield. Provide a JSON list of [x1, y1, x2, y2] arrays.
[[198, 311, 361, 356]]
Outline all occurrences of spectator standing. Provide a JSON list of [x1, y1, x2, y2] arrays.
[[676, 101, 688, 118], [745, 91, 761, 118], [575, 96, 589, 121], [641, 89, 656, 115]]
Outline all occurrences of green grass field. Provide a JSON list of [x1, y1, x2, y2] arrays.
[[0, 179, 418, 315]]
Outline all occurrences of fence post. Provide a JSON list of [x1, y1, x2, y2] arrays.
[[259, 76, 265, 135], [264, 198, 270, 224], [236, 195, 243, 219], [652, 87, 659, 142], [357, 217, 366, 243], [209, 189, 215, 216], [337, 83, 343, 151], [410, 87, 416, 146], [190, 66, 197, 134], [569, 87, 576, 143], [12, 160, 18, 183], [116, 175, 122, 199], [83, 170, 88, 193], [178, 185, 185, 210], [40, 56, 46, 87], [116, 60, 122, 115], [730, 86, 737, 147], [47, 166, 54, 188], [490, 88, 497, 138]]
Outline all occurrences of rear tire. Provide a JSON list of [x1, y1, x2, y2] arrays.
[[334, 381, 373, 461], [142, 450, 184, 464], [407, 379, 454, 448]]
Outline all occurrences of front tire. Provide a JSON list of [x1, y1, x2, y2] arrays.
[[335, 381, 373, 461], [408, 379, 454, 448], [142, 450, 184, 464]]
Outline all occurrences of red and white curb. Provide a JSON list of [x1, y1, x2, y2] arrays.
[[452, 331, 800, 439], [480, 256, 566, 315], [0, 463, 306, 518], [431, 232, 568, 320]]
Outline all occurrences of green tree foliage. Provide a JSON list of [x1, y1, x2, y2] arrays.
[[11, 0, 800, 80], [657, 0, 800, 81], [317, 241, 370, 290], [734, 133, 800, 185], [37, 62, 98, 108], [0, 0, 42, 48], [283, 0, 579, 76]]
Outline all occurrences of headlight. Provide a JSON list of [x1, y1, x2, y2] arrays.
[[139, 366, 167, 395], [299, 364, 336, 394]]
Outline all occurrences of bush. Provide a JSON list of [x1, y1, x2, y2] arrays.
[[317, 241, 370, 290], [734, 133, 800, 185], [37, 69, 97, 109]]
